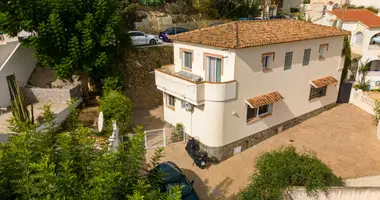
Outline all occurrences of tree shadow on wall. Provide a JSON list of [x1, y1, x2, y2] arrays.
[[181, 168, 237, 200]]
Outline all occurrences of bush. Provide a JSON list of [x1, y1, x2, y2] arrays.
[[238, 146, 343, 200], [139, 0, 164, 6], [193, 0, 218, 17], [102, 76, 123, 94], [100, 90, 132, 134]]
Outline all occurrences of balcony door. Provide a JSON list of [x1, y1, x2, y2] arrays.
[[206, 56, 222, 83]]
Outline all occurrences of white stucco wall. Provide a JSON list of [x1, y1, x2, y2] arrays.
[[163, 36, 344, 147], [173, 42, 236, 82], [282, 0, 302, 9], [0, 45, 37, 107]]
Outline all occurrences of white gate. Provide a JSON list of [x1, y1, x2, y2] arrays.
[[144, 128, 167, 149]]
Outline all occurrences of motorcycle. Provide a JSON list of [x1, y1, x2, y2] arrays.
[[185, 138, 208, 169]]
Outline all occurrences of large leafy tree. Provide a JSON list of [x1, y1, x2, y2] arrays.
[[0, 0, 135, 95], [0, 104, 180, 199]]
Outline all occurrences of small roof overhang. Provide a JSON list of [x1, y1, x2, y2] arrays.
[[245, 91, 284, 108], [310, 76, 338, 88]]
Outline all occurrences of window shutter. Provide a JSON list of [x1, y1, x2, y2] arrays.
[[216, 58, 222, 82], [284, 52, 293, 70], [303, 49, 311, 66]]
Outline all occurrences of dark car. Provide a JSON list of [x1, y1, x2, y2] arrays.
[[159, 27, 189, 42], [269, 15, 287, 19], [151, 161, 199, 200]]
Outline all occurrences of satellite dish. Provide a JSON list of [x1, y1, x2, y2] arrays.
[[98, 111, 104, 132]]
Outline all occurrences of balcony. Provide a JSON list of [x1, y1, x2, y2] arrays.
[[155, 66, 237, 106]]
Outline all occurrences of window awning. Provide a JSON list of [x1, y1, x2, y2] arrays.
[[245, 91, 284, 108], [310, 76, 338, 88]]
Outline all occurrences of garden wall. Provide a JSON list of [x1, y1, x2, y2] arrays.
[[124, 46, 173, 109], [22, 85, 82, 103]]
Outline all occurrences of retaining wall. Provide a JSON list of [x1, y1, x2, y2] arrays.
[[22, 85, 81, 103]]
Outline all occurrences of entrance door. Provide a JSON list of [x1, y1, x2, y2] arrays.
[[337, 82, 353, 103], [206, 57, 222, 82]]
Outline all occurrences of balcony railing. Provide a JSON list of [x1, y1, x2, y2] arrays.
[[369, 44, 380, 51], [155, 68, 237, 106], [367, 71, 380, 76]]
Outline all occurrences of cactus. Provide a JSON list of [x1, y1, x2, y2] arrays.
[[7, 73, 34, 125]]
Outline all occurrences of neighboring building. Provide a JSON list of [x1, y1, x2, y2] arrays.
[[347, 0, 380, 9], [155, 20, 347, 161], [315, 9, 380, 88], [0, 32, 36, 108]]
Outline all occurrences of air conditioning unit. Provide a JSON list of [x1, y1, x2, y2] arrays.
[[192, 77, 202, 82], [184, 102, 193, 112]]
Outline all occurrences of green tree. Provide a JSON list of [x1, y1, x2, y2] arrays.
[[340, 36, 351, 83], [0, 0, 136, 99], [0, 103, 180, 199], [100, 90, 133, 134], [238, 146, 343, 200]]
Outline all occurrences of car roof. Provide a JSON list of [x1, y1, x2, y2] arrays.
[[156, 162, 183, 181]]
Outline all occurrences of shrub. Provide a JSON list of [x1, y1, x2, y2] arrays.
[[171, 123, 184, 142], [193, 0, 218, 17], [139, 0, 164, 6], [238, 146, 343, 200], [374, 100, 380, 124], [102, 76, 123, 94], [100, 90, 132, 134]]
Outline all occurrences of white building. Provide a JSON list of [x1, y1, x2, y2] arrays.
[[155, 20, 347, 161], [0, 32, 36, 108], [315, 9, 380, 88]]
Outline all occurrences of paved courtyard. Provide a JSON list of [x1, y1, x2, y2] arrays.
[[146, 104, 380, 199], [0, 102, 68, 134]]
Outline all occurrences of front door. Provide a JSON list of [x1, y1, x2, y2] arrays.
[[206, 57, 222, 82]]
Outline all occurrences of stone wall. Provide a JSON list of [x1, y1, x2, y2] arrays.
[[124, 46, 173, 109], [187, 103, 337, 162], [22, 85, 82, 103]]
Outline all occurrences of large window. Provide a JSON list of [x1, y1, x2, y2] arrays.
[[303, 48, 311, 66], [206, 56, 222, 82], [182, 51, 192, 70], [284, 52, 293, 70], [166, 94, 175, 109], [246, 104, 272, 122], [309, 86, 327, 100]]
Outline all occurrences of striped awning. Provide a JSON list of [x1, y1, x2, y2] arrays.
[[310, 76, 338, 88], [245, 91, 284, 108]]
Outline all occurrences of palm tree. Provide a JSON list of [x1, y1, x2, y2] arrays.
[[357, 60, 371, 90]]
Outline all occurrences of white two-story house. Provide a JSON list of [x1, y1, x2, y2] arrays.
[[155, 20, 347, 161], [316, 9, 380, 88]]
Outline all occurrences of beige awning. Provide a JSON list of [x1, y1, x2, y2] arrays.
[[310, 76, 338, 88], [245, 91, 284, 108]]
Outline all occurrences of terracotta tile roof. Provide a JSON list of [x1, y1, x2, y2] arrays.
[[311, 76, 338, 88], [246, 91, 284, 108], [328, 9, 380, 28], [169, 20, 348, 49]]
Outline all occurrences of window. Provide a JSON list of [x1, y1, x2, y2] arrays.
[[262, 53, 275, 70], [206, 56, 222, 82], [129, 32, 144, 37], [284, 52, 293, 70], [309, 86, 327, 100], [319, 44, 328, 59], [166, 94, 175, 108], [303, 48, 311, 66], [246, 104, 272, 122], [182, 51, 192, 69]]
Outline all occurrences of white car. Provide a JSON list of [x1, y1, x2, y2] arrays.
[[128, 31, 159, 46]]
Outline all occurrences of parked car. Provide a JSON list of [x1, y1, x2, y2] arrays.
[[159, 27, 189, 42], [150, 161, 199, 200], [269, 15, 287, 19], [208, 22, 224, 27], [128, 31, 159, 46]]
